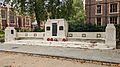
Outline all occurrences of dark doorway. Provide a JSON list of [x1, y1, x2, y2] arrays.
[[52, 23, 57, 36]]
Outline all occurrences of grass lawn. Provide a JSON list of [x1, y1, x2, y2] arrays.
[[0, 31, 5, 42]]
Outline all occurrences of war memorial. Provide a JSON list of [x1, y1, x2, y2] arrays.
[[0, 19, 119, 67], [0, 0, 120, 67], [4, 19, 116, 49]]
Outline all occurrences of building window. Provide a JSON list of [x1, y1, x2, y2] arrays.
[[59, 26, 63, 30], [1, 10, 6, 18], [97, 5, 101, 14], [26, 18, 29, 25], [110, 16, 117, 24], [9, 11, 15, 23], [23, 18, 25, 27], [110, 3, 117, 13], [96, 17, 101, 25], [46, 26, 50, 31]]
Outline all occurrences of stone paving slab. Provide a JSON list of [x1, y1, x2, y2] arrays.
[[0, 44, 120, 63], [4, 40, 113, 49]]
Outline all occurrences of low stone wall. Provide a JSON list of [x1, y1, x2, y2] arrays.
[[68, 32, 105, 40], [16, 32, 105, 40], [16, 32, 45, 38], [4, 24, 117, 49]]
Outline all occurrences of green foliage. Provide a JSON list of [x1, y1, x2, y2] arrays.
[[15, 28, 31, 32], [68, 21, 106, 32], [34, 0, 47, 27], [115, 24, 120, 40], [0, 30, 4, 35], [4, 0, 78, 26], [33, 28, 45, 32], [0, 30, 4, 40], [115, 24, 120, 32], [15, 28, 19, 32], [0, 38, 5, 43], [72, 0, 85, 21], [0, 30, 4, 42]]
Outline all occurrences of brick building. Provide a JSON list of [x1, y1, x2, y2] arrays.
[[85, 0, 120, 25], [0, 4, 31, 30]]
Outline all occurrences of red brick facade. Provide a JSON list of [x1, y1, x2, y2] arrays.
[[85, 0, 120, 25], [0, 5, 31, 30]]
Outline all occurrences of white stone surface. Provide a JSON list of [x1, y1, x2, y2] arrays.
[[5, 27, 16, 42], [44, 19, 68, 41], [17, 32, 44, 38], [4, 21, 117, 49], [68, 32, 105, 40], [4, 40, 113, 50], [105, 24, 116, 48]]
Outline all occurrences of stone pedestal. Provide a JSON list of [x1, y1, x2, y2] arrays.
[[5, 27, 16, 42], [44, 19, 68, 41], [105, 24, 116, 48]]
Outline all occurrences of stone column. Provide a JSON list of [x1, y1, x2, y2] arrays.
[[0, 7, 2, 29], [16, 11, 19, 28], [5, 27, 16, 42], [28, 17, 31, 31], [21, 16, 23, 29], [105, 24, 116, 48]]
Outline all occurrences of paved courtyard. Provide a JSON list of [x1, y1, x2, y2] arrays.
[[0, 44, 120, 64]]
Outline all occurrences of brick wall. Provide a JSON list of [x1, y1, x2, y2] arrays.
[[85, 0, 120, 25], [0, 6, 31, 30]]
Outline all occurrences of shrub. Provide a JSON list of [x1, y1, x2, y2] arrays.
[[115, 24, 120, 40], [15, 28, 31, 32], [68, 21, 106, 32], [0, 38, 4, 43], [33, 28, 45, 32], [0, 30, 4, 34]]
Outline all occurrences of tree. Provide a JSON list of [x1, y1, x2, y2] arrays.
[[34, 0, 47, 27], [4, 0, 26, 15], [72, 0, 85, 22], [45, 0, 74, 20], [3, 0, 79, 28]]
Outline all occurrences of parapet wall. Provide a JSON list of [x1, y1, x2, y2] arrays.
[[68, 32, 105, 40], [16, 32, 44, 38], [15, 32, 105, 40]]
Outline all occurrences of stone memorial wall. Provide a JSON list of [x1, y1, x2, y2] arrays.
[[5, 19, 116, 49]]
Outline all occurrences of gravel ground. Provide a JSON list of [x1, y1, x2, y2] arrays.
[[0, 52, 115, 67], [0, 44, 120, 63]]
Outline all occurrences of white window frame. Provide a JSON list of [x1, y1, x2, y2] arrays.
[[96, 4, 102, 15], [109, 16, 118, 24], [95, 17, 102, 25], [109, 2, 119, 14]]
